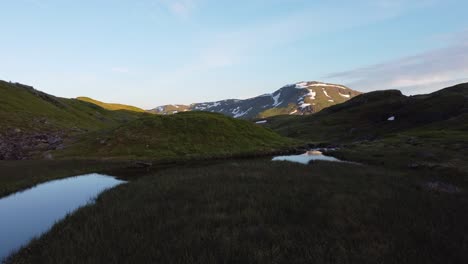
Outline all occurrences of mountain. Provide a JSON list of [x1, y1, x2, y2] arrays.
[[149, 81, 362, 119], [77, 97, 145, 112], [265, 83, 468, 142]]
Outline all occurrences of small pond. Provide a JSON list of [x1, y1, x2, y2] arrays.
[[0, 174, 125, 261], [272, 150, 345, 165]]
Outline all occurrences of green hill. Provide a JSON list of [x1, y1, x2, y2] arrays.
[[0, 81, 145, 159], [0, 81, 293, 160], [0, 81, 144, 134], [77, 96, 146, 113], [56, 112, 293, 160]]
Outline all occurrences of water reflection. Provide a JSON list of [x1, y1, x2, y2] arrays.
[[0, 174, 125, 261]]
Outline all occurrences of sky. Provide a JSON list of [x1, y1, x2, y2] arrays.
[[1, 0, 468, 109]]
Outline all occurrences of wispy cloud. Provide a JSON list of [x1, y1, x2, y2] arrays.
[[163, 1, 427, 72], [325, 30, 468, 95]]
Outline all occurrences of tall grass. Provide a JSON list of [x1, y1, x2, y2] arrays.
[[8, 160, 468, 263]]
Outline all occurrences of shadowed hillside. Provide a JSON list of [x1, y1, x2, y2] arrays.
[[266, 83, 468, 172], [266, 83, 468, 142]]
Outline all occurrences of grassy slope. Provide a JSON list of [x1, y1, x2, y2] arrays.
[[8, 160, 468, 264], [77, 96, 146, 113], [266, 84, 468, 142], [265, 90, 408, 142], [0, 81, 144, 133], [266, 83, 468, 173], [56, 112, 295, 159]]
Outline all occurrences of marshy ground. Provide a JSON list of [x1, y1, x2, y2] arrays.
[[4, 158, 468, 264]]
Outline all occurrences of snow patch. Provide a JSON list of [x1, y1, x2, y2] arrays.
[[231, 106, 240, 115], [205, 102, 221, 108], [338, 92, 350, 98], [308, 83, 347, 89], [388, 116, 395, 121], [193, 101, 221, 111], [322, 88, 331, 98], [295, 82, 308, 89], [233, 107, 253, 118], [297, 89, 316, 107], [308, 90, 316, 100], [290, 110, 298, 115], [299, 103, 311, 109], [255, 120, 267, 124], [271, 92, 282, 107]]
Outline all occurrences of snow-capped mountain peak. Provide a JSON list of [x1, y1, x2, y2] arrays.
[[149, 81, 361, 119]]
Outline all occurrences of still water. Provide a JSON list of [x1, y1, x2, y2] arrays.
[[0, 174, 125, 261]]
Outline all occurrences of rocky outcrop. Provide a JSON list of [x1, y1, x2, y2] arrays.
[[0, 129, 64, 160]]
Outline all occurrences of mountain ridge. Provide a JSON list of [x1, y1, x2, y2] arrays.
[[77, 97, 146, 113], [149, 81, 362, 119]]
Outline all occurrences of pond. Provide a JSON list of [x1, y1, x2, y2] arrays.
[[0, 174, 125, 261], [272, 149, 346, 165]]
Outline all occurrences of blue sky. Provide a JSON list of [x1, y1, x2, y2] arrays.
[[1, 0, 468, 108]]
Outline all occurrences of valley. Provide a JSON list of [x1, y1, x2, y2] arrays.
[[4, 2, 468, 263], [1, 80, 467, 264]]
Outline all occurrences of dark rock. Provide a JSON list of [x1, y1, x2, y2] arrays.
[[0, 130, 64, 160], [43, 153, 54, 160], [423, 181, 461, 194]]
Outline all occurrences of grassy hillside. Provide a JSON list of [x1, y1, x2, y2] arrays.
[[266, 84, 468, 142], [0, 81, 144, 133], [77, 96, 146, 113], [266, 83, 468, 173], [0, 81, 148, 159], [55, 112, 294, 160]]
